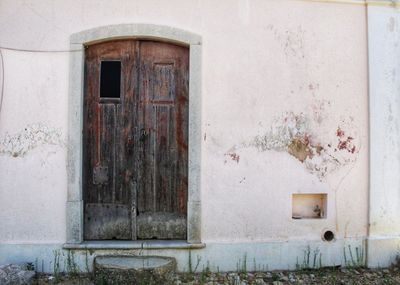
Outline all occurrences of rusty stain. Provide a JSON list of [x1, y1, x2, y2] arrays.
[[224, 146, 241, 164], [336, 127, 356, 153], [336, 127, 345, 138], [308, 83, 319, 91], [226, 152, 240, 163]]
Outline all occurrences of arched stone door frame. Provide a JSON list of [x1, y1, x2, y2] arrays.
[[66, 24, 202, 245]]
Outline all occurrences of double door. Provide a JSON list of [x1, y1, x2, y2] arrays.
[[83, 40, 188, 240]]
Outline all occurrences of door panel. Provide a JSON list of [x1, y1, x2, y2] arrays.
[[137, 41, 189, 239], [85, 203, 131, 240], [83, 40, 188, 240], [137, 212, 187, 240], [83, 40, 136, 240]]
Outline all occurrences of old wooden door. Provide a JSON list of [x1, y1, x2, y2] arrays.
[[83, 40, 189, 240]]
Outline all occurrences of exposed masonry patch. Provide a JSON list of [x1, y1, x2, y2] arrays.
[[250, 111, 359, 180], [0, 123, 65, 157], [225, 102, 360, 181]]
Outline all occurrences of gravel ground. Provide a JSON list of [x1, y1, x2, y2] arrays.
[[35, 267, 400, 284]]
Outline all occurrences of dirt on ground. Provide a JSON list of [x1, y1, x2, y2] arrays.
[[34, 267, 400, 285]]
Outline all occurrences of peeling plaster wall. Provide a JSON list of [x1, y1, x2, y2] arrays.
[[0, 48, 68, 242], [0, 0, 369, 269], [201, 1, 368, 242]]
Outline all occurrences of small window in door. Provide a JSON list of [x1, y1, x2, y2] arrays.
[[100, 61, 121, 100]]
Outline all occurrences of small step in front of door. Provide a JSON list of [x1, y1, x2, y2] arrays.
[[94, 255, 176, 285]]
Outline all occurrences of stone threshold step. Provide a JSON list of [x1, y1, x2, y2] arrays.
[[94, 255, 176, 285]]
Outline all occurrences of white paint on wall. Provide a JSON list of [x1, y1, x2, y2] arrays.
[[238, 0, 250, 25], [0, 0, 372, 270], [0, 48, 68, 243], [367, 3, 400, 267]]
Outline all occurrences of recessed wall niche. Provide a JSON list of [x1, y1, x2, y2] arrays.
[[292, 193, 327, 219]]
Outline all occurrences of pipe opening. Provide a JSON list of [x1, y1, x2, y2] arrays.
[[323, 230, 335, 242]]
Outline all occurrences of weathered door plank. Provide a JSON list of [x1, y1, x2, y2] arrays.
[[83, 40, 135, 240], [83, 40, 188, 240], [137, 41, 189, 239]]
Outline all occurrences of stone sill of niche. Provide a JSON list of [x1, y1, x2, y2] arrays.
[[63, 240, 206, 250]]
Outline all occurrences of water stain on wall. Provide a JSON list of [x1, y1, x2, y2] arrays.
[[0, 123, 65, 157]]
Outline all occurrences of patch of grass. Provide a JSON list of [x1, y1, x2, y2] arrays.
[[296, 245, 322, 270], [66, 250, 80, 278], [344, 244, 365, 268], [84, 248, 90, 274], [52, 249, 62, 282], [236, 253, 248, 276], [182, 250, 201, 282]]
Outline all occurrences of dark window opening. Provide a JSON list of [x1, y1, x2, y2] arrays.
[[100, 61, 121, 99]]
